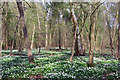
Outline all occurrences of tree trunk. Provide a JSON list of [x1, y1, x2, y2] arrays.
[[18, 26, 23, 52], [94, 8, 98, 52], [88, 2, 102, 66], [49, 19, 52, 49], [16, 2, 34, 64], [57, 15, 61, 50], [36, 3, 41, 53], [55, 29, 58, 47], [89, 27, 95, 67], [88, 6, 95, 67], [49, 32, 52, 48], [70, 4, 78, 62], [89, 19, 95, 67], [45, 17, 48, 49], [3, 2, 8, 50], [31, 24, 35, 49], [58, 26, 61, 50], [0, 3, 3, 56], [116, 2, 120, 60], [118, 2, 120, 59], [106, 19, 114, 55], [113, 8, 118, 48], [81, 10, 86, 54], [10, 18, 20, 55], [74, 27, 83, 56]]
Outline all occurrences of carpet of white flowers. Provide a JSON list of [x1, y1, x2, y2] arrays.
[[0, 49, 119, 79]]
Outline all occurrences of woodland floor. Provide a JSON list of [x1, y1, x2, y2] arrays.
[[0, 48, 119, 79]]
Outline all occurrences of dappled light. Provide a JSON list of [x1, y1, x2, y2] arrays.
[[0, 1, 120, 79]]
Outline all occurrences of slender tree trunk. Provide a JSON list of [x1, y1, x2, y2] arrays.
[[89, 18, 95, 67], [3, 2, 8, 50], [38, 23, 41, 53], [58, 26, 61, 50], [74, 27, 83, 56], [81, 10, 86, 54], [10, 18, 20, 55], [117, 20, 120, 58], [94, 9, 98, 52], [49, 32, 52, 48], [0, 3, 3, 56], [36, 3, 41, 53], [89, 6, 95, 67], [105, 9, 114, 55], [70, 4, 78, 62], [55, 29, 58, 47], [45, 17, 48, 49], [116, 2, 120, 60], [113, 8, 118, 48], [106, 20, 114, 55], [64, 33, 67, 49], [31, 24, 35, 49], [17, 2, 34, 64], [49, 19, 52, 49], [81, 33, 86, 55], [57, 16, 61, 50], [49, 21, 52, 55], [73, 10, 83, 56], [75, 11, 84, 56], [52, 30, 56, 47], [88, 2, 102, 66], [18, 28, 23, 52]]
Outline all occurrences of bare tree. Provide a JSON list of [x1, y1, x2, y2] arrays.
[[0, 3, 3, 56], [70, 3, 78, 62], [88, 2, 104, 67], [31, 24, 35, 49], [45, 16, 48, 49], [16, 2, 34, 64], [2, 2, 8, 50], [106, 17, 114, 55], [10, 17, 20, 55], [116, 1, 120, 60]]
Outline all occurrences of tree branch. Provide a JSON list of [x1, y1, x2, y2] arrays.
[[90, 2, 104, 17]]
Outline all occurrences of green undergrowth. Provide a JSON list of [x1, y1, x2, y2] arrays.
[[0, 50, 119, 79]]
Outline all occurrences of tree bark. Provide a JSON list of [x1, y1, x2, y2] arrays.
[[117, 17, 120, 58], [45, 17, 48, 49], [10, 18, 20, 55], [89, 16, 95, 67], [58, 15, 61, 50], [16, 2, 34, 64], [36, 3, 41, 53], [81, 10, 86, 54], [31, 24, 35, 49], [70, 3, 78, 62], [88, 2, 103, 67], [49, 19, 52, 49], [94, 8, 98, 52], [2, 2, 8, 50], [106, 19, 114, 55], [74, 27, 83, 56], [73, 8, 83, 56], [18, 28, 23, 52], [113, 8, 118, 48], [89, 5, 95, 67], [58, 26, 61, 50], [49, 32, 52, 48], [116, 2, 120, 60], [0, 3, 3, 56]]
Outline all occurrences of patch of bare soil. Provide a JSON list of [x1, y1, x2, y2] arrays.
[[29, 74, 44, 79]]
